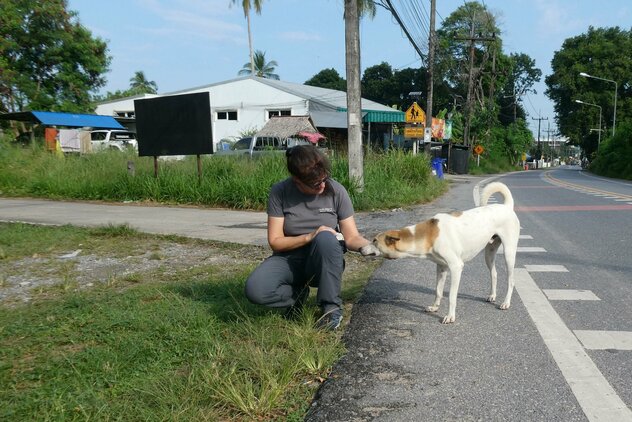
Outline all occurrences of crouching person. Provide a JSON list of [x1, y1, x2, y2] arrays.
[[244, 145, 379, 330]]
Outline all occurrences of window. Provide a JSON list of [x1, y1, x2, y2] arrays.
[[267, 109, 291, 119], [217, 110, 238, 120], [115, 111, 135, 118], [90, 132, 107, 141]]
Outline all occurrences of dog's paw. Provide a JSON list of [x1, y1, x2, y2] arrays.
[[441, 315, 456, 324], [486, 295, 496, 303], [426, 305, 439, 313], [499, 302, 511, 310]]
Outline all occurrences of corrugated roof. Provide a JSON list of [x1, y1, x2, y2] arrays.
[[255, 115, 320, 139], [164, 76, 404, 118], [0, 111, 124, 129], [310, 111, 369, 128]]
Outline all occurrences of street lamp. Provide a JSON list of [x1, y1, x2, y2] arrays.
[[575, 99, 602, 147], [579, 72, 618, 137]]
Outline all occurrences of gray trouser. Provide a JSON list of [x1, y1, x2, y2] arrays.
[[244, 231, 345, 312]]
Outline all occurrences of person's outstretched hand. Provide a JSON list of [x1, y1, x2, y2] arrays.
[[360, 244, 381, 256]]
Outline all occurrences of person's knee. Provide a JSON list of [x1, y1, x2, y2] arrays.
[[313, 230, 342, 251], [311, 231, 344, 268], [244, 274, 265, 305]]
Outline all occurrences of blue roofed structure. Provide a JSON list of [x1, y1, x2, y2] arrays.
[[0, 111, 124, 129]]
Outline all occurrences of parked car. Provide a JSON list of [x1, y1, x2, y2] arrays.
[[215, 136, 315, 157], [90, 130, 138, 152]]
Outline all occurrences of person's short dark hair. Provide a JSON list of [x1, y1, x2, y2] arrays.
[[286, 145, 331, 187]]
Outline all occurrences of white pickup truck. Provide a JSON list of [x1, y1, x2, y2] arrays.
[[89, 130, 138, 152]]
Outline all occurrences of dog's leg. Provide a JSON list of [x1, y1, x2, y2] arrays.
[[443, 259, 464, 324], [499, 238, 518, 310], [484, 236, 502, 303], [427, 264, 448, 313]]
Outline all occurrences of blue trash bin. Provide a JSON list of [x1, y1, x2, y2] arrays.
[[431, 158, 445, 179]]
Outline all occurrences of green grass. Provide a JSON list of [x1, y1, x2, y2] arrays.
[[0, 223, 379, 420], [0, 141, 447, 211], [467, 154, 524, 175], [0, 139, 446, 419]]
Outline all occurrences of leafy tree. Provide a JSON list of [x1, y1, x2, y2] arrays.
[[589, 121, 632, 179], [129, 71, 158, 95], [0, 0, 110, 113], [435, 2, 500, 99], [93, 71, 158, 102], [498, 53, 541, 125], [361, 62, 398, 106], [305, 68, 346, 91], [238, 50, 279, 79], [545, 26, 632, 157]]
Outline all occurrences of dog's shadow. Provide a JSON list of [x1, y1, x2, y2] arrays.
[[360, 275, 497, 322]]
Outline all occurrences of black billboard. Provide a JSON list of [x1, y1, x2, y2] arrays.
[[135, 92, 213, 156]]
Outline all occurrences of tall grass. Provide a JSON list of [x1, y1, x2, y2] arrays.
[[468, 154, 523, 175], [0, 142, 447, 211]]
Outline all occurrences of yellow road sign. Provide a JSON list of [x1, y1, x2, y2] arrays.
[[473, 145, 484, 155], [404, 126, 424, 138], [405, 102, 426, 123]]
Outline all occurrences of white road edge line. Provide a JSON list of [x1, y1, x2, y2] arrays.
[[515, 268, 632, 421]]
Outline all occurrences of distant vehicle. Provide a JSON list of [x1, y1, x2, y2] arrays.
[[215, 136, 316, 157], [90, 130, 138, 152]]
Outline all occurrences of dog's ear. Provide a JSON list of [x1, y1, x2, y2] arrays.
[[385, 230, 400, 246]]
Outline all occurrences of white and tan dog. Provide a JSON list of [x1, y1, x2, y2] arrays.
[[373, 182, 520, 324]]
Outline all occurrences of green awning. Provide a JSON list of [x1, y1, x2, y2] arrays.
[[336, 108, 405, 123]]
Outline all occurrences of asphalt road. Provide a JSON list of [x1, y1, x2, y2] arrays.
[[307, 167, 632, 421], [2, 168, 631, 421]]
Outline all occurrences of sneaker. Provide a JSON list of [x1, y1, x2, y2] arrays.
[[315, 308, 343, 331], [283, 286, 310, 320]]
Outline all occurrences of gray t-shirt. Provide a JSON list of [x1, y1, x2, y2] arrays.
[[267, 177, 354, 236]]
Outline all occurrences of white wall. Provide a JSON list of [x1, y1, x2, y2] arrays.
[[95, 94, 158, 117], [95, 79, 310, 150]]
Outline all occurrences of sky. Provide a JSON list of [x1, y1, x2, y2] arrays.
[[67, 0, 631, 137]]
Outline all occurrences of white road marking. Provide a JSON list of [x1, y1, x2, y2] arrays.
[[515, 269, 632, 421], [543, 289, 600, 301], [518, 246, 546, 252], [573, 331, 632, 350], [499, 246, 547, 254], [525, 264, 568, 272], [520, 234, 533, 240]]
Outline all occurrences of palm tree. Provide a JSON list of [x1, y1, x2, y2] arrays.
[[238, 50, 279, 79], [345, 0, 376, 191], [129, 71, 158, 94], [230, 0, 264, 75]]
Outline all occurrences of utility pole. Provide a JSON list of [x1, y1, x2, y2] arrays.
[[544, 122, 556, 160], [424, 0, 436, 154], [455, 19, 496, 146], [532, 115, 548, 169], [344, 0, 363, 191]]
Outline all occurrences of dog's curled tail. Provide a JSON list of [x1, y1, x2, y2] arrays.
[[481, 182, 514, 209]]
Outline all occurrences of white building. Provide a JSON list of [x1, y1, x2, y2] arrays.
[[95, 76, 404, 151]]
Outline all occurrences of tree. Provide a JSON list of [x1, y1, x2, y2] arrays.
[[545, 26, 632, 157], [344, 0, 377, 191], [498, 53, 541, 125], [230, 0, 264, 75], [0, 0, 110, 114], [361, 62, 398, 106], [93, 71, 158, 102], [129, 71, 158, 95], [238, 50, 279, 79], [305, 68, 346, 91]]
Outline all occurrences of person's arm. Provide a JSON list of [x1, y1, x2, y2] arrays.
[[338, 215, 372, 252], [267, 216, 337, 253]]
